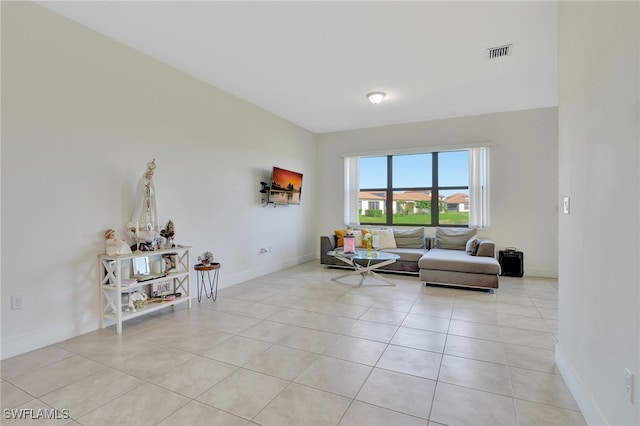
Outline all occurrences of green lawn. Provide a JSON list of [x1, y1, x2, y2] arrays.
[[359, 211, 469, 226]]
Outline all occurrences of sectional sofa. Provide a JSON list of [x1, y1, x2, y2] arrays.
[[320, 227, 501, 290]]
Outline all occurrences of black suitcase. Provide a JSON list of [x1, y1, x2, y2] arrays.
[[499, 248, 524, 277]]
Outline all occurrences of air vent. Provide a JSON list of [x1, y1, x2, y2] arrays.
[[487, 44, 512, 59]]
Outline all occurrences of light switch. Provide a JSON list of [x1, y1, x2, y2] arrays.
[[563, 197, 570, 215]]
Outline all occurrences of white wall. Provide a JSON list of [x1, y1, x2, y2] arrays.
[[317, 107, 559, 278], [1, 2, 317, 359], [557, 2, 639, 425]]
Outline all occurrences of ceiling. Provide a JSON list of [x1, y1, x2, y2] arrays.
[[38, 1, 558, 134]]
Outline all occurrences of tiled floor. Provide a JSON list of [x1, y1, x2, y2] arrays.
[[1, 261, 586, 426]]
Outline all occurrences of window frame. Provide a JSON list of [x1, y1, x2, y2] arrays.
[[359, 151, 470, 227]]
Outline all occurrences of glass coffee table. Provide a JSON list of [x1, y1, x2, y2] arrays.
[[327, 249, 400, 286]]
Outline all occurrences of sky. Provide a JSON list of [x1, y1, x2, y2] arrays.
[[272, 166, 303, 189], [359, 150, 469, 190]]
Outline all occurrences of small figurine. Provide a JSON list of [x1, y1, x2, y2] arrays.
[[161, 219, 175, 248], [105, 229, 132, 255], [128, 291, 147, 312]]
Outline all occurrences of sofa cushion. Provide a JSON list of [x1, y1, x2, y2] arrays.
[[375, 228, 397, 249], [419, 248, 500, 274], [393, 228, 426, 249], [334, 229, 347, 247], [435, 227, 477, 250], [465, 236, 480, 255], [379, 247, 428, 262]]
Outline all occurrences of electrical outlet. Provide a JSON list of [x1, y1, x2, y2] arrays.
[[625, 368, 634, 403], [11, 295, 23, 310], [563, 197, 570, 215]]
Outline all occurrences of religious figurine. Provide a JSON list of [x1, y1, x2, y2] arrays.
[[129, 159, 166, 250], [105, 228, 132, 255]]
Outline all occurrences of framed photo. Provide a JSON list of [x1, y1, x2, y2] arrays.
[[151, 280, 172, 297], [133, 257, 150, 275], [162, 253, 178, 273]]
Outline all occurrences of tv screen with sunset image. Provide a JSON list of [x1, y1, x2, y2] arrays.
[[270, 166, 303, 205]]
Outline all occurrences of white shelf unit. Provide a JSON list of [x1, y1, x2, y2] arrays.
[[99, 246, 191, 333]]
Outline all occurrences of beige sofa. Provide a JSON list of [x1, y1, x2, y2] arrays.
[[320, 227, 501, 290], [419, 227, 501, 289], [320, 227, 428, 274]]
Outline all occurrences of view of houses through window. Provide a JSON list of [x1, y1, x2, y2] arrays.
[[359, 150, 470, 226]]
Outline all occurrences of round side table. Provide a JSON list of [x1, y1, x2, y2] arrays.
[[195, 262, 220, 302]]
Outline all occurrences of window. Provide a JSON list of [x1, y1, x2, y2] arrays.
[[344, 147, 488, 228]]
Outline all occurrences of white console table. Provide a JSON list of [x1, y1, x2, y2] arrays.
[[98, 246, 191, 333]]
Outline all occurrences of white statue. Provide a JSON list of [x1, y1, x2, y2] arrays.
[[105, 228, 132, 255], [130, 159, 166, 250]]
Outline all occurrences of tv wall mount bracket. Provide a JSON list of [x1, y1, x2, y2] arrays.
[[259, 181, 277, 207]]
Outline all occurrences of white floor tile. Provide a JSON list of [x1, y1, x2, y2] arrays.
[[1, 262, 584, 426]]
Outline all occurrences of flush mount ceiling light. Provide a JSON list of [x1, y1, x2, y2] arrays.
[[366, 91, 386, 104]]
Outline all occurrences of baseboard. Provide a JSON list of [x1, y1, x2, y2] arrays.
[[555, 344, 609, 425], [2, 255, 316, 360], [1, 316, 99, 360], [218, 253, 316, 289], [524, 266, 558, 278]]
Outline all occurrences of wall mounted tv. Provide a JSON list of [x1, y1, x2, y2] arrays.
[[269, 166, 303, 205]]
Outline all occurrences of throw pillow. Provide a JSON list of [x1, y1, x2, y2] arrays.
[[435, 227, 477, 250], [375, 228, 397, 249], [393, 228, 426, 249], [334, 229, 348, 247], [356, 228, 371, 247], [465, 235, 480, 255]]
